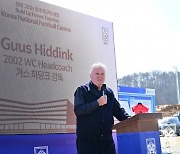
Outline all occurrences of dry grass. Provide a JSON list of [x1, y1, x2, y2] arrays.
[[156, 105, 180, 117]]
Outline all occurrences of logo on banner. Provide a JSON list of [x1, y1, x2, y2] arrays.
[[34, 146, 49, 154], [102, 27, 109, 44], [146, 138, 157, 154]]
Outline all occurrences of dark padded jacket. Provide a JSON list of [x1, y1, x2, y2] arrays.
[[74, 81, 130, 139]]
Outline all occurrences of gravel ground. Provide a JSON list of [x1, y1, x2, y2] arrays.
[[160, 136, 180, 154]]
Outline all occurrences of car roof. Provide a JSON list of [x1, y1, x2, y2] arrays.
[[158, 116, 179, 123]]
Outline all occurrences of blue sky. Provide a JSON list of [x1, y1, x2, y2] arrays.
[[41, 0, 180, 78]]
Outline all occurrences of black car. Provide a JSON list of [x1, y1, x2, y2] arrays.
[[158, 117, 180, 137]]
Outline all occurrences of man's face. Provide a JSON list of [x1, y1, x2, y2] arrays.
[[90, 67, 105, 88]]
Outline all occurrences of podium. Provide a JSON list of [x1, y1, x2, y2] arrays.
[[113, 113, 162, 154]]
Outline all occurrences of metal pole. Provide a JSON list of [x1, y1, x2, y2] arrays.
[[174, 66, 180, 104]]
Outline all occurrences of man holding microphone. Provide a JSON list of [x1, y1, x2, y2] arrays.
[[74, 62, 130, 154]]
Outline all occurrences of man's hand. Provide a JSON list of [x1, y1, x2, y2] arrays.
[[97, 95, 107, 106]]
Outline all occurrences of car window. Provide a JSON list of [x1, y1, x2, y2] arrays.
[[167, 117, 179, 124]]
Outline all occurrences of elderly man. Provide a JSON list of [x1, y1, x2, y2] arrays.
[[74, 62, 130, 154]]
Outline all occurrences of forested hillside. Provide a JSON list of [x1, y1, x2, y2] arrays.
[[117, 71, 180, 105]]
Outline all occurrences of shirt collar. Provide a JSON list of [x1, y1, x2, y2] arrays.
[[89, 81, 99, 90]]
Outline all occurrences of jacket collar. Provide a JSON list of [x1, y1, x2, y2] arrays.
[[87, 81, 102, 98]]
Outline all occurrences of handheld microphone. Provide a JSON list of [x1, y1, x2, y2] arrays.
[[101, 84, 106, 96]]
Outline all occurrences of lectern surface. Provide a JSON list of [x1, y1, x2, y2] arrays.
[[113, 113, 162, 133]]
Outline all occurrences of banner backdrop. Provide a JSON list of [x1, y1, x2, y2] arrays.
[[0, 132, 118, 154], [0, 0, 117, 134]]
